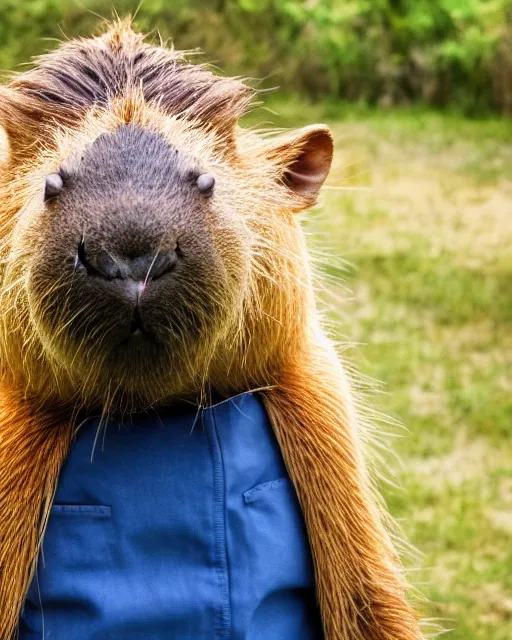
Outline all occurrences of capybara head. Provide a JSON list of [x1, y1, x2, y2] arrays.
[[0, 21, 333, 410]]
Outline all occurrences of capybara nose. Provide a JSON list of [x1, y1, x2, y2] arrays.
[[77, 241, 178, 281]]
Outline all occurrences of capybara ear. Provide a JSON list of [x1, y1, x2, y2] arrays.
[[0, 86, 44, 165], [0, 86, 74, 166], [0, 122, 10, 169], [265, 124, 334, 211]]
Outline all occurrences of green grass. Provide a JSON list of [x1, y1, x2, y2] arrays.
[[246, 99, 512, 640]]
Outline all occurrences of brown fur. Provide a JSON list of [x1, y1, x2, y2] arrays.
[[0, 19, 423, 639], [263, 344, 421, 639], [0, 387, 72, 638]]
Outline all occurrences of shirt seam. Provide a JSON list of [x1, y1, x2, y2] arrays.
[[205, 407, 232, 640]]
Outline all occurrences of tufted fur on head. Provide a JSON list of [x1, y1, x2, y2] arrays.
[[0, 18, 424, 640]]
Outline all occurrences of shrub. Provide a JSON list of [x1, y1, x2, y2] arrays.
[[0, 0, 510, 115]]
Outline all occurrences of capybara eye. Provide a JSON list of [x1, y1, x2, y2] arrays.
[[196, 173, 215, 196], [44, 173, 64, 201]]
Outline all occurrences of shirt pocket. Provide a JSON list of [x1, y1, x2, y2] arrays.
[[51, 503, 112, 517], [243, 478, 291, 504], [20, 504, 117, 638], [241, 478, 322, 640], [242, 476, 315, 589], [41, 503, 116, 572]]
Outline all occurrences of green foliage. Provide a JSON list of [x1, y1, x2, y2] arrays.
[[0, 0, 511, 114]]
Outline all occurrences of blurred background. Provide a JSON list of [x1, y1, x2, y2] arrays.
[[3, 2, 510, 639]]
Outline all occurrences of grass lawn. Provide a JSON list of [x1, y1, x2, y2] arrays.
[[246, 100, 512, 640]]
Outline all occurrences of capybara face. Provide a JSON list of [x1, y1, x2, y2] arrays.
[[3, 112, 254, 406], [0, 22, 332, 409], [25, 123, 250, 399]]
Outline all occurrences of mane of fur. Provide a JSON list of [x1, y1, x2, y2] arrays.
[[9, 18, 254, 143], [0, 19, 424, 640]]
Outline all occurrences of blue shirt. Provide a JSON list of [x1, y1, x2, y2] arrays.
[[20, 392, 323, 639]]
